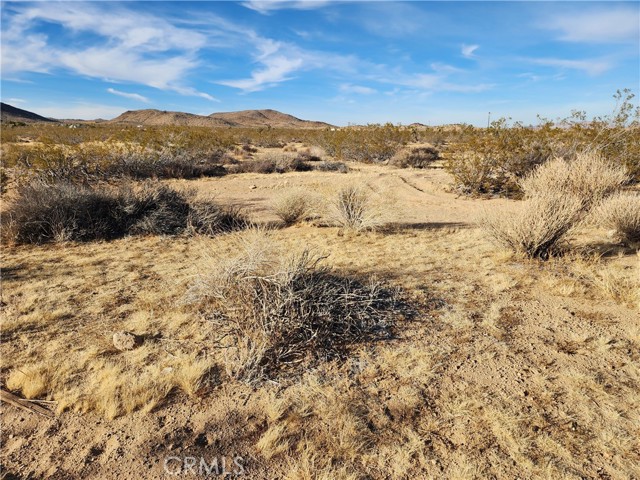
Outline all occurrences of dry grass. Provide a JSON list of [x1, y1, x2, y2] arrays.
[[2, 158, 639, 479], [325, 184, 393, 231], [271, 190, 315, 225], [2, 224, 639, 478]]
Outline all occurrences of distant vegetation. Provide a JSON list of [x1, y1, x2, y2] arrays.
[[1, 89, 637, 251]]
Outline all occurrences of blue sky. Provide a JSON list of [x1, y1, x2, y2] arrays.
[[1, 1, 638, 125]]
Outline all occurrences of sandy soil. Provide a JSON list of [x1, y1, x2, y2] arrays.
[[1, 163, 638, 479]]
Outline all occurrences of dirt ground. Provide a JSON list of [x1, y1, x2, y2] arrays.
[[1, 161, 639, 479]]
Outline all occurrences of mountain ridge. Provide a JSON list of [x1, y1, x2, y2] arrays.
[[0, 102, 334, 128]]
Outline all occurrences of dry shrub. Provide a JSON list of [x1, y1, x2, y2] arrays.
[[390, 146, 440, 168], [520, 150, 628, 208], [271, 190, 314, 225], [4, 180, 130, 243], [232, 151, 313, 174], [4, 141, 228, 183], [124, 183, 191, 236], [326, 185, 391, 231], [187, 200, 250, 236], [481, 194, 583, 259], [482, 151, 630, 258], [315, 123, 411, 163], [188, 231, 407, 382], [301, 145, 327, 161], [3, 180, 247, 244], [314, 161, 348, 173], [233, 159, 277, 174], [593, 192, 640, 246]]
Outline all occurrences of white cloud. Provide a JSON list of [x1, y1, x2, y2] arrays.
[[243, 1, 332, 14], [107, 88, 150, 103], [172, 88, 219, 102], [543, 8, 640, 43], [528, 57, 612, 76], [340, 84, 377, 95], [1, 3, 214, 100], [5, 98, 27, 104], [461, 44, 479, 58]]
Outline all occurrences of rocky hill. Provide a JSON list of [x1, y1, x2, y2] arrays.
[[110, 108, 332, 128], [208, 109, 332, 128], [1, 103, 57, 123], [108, 109, 232, 127]]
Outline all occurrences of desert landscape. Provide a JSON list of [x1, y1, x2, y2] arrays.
[[1, 1, 639, 478], [1, 90, 639, 479]]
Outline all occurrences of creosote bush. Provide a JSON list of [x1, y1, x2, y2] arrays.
[[4, 180, 247, 244], [390, 146, 440, 168], [593, 192, 640, 247], [188, 232, 408, 382], [4, 141, 228, 184]]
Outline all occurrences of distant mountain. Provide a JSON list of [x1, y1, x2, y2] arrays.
[[110, 108, 333, 128], [109, 109, 233, 127], [1, 103, 58, 123], [1, 103, 333, 128], [208, 109, 333, 129]]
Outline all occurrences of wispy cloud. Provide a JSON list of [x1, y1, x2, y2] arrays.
[[517, 72, 566, 83], [243, 1, 332, 14], [107, 88, 150, 103], [217, 32, 361, 92], [5, 98, 27, 104], [219, 55, 303, 92], [340, 83, 377, 95], [542, 7, 640, 43], [358, 2, 429, 37], [1, 2, 215, 100], [376, 65, 493, 94], [461, 44, 479, 58], [527, 57, 613, 76]]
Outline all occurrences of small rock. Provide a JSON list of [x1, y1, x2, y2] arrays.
[[112, 331, 142, 351], [249, 184, 257, 190]]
